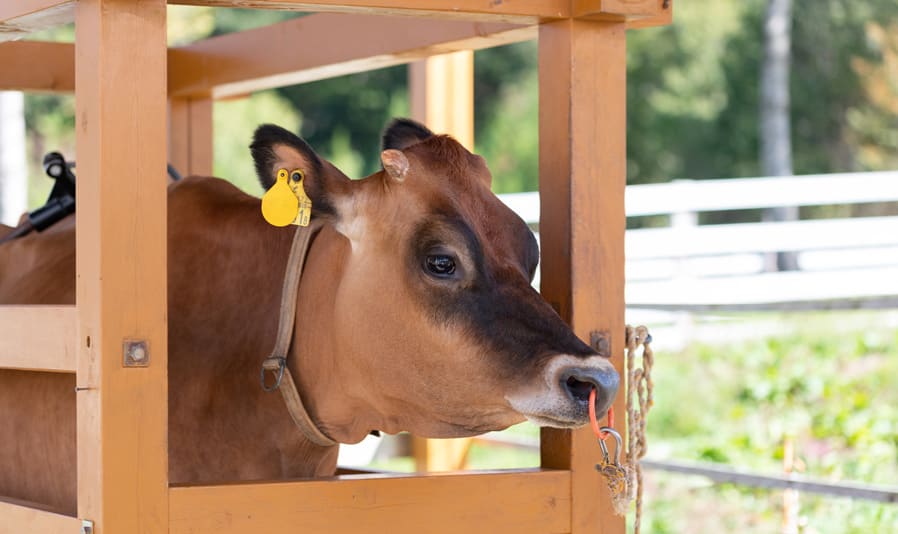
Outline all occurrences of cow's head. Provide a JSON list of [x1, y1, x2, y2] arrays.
[[251, 120, 618, 442]]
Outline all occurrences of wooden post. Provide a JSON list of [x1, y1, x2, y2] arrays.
[[169, 97, 214, 177], [75, 1, 168, 532], [409, 51, 474, 149], [409, 50, 475, 472], [538, 19, 627, 534]]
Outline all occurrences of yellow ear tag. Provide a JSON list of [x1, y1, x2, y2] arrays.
[[288, 169, 312, 227], [261, 169, 300, 227]]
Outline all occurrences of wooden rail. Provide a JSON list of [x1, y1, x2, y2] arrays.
[[0, 499, 82, 534], [0, 306, 76, 373], [500, 170, 898, 221], [168, 14, 532, 98], [0, 1, 74, 41], [170, 470, 571, 533], [500, 171, 898, 311], [641, 459, 898, 504]]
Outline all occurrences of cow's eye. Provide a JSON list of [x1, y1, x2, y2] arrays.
[[424, 254, 456, 278]]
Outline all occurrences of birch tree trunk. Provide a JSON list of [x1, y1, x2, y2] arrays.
[[0, 91, 28, 226], [760, 0, 799, 271]]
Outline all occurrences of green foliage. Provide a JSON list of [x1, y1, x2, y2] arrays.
[[642, 312, 898, 532], [21, 1, 898, 209], [213, 91, 301, 195], [276, 66, 410, 179], [473, 42, 539, 193], [22, 94, 75, 209]]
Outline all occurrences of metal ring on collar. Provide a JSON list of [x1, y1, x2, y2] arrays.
[[260, 357, 286, 392]]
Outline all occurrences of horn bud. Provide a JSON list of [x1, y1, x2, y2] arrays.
[[381, 149, 409, 182]]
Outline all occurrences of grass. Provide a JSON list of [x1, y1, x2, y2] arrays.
[[636, 311, 898, 532]]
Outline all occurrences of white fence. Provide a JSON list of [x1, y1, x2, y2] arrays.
[[499, 170, 898, 312]]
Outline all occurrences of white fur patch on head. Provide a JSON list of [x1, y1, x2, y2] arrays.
[[333, 196, 366, 250]]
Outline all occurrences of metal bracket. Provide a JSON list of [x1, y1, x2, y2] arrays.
[[81, 519, 94, 534], [590, 330, 611, 358], [123, 339, 149, 367]]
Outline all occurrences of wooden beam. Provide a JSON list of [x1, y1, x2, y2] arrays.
[[0, 10, 668, 95], [538, 19, 628, 534], [170, 0, 568, 23], [0, 1, 74, 42], [573, 0, 667, 19], [409, 51, 475, 149], [170, 470, 570, 533], [0, 499, 82, 533], [625, 0, 673, 29], [169, 13, 532, 98], [75, 0, 169, 532], [169, 97, 214, 177], [0, 42, 74, 93], [0, 306, 76, 373]]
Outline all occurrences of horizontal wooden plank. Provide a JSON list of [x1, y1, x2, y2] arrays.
[[0, 0, 71, 24], [629, 172, 898, 216], [642, 458, 898, 503], [627, 216, 898, 260], [170, 0, 567, 23], [627, 266, 898, 309], [0, 13, 671, 95], [170, 469, 570, 533], [500, 171, 898, 221], [574, 0, 666, 19], [0, 41, 74, 92], [0, 499, 82, 534], [0, 306, 76, 372], [0, 1, 74, 42], [169, 13, 533, 98]]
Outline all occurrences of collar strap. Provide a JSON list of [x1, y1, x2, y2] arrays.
[[260, 219, 337, 447]]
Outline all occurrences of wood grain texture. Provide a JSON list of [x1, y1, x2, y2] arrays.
[[170, 470, 570, 533], [0, 42, 74, 92], [409, 51, 475, 150], [0, 306, 76, 372], [574, 0, 665, 18], [75, 1, 169, 532], [626, 0, 672, 30], [169, 97, 213, 177], [170, 0, 567, 23], [0, 499, 81, 534], [168, 13, 532, 98], [0, 1, 74, 42], [538, 19, 628, 534]]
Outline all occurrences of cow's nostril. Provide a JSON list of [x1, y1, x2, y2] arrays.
[[560, 367, 620, 417], [565, 376, 593, 403]]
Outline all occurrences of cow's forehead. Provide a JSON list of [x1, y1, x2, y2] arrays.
[[402, 137, 532, 264]]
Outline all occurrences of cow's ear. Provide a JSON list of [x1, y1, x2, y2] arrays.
[[250, 124, 351, 220], [381, 118, 433, 151]]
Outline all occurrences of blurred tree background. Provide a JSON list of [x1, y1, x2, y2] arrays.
[[19, 0, 898, 203]]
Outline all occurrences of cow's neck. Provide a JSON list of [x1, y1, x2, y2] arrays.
[[287, 223, 381, 445]]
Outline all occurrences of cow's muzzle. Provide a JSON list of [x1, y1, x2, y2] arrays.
[[505, 354, 620, 428]]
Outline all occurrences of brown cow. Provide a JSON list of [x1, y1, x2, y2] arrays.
[[0, 119, 618, 515]]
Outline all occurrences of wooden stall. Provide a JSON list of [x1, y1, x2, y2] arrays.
[[0, 1, 671, 532]]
